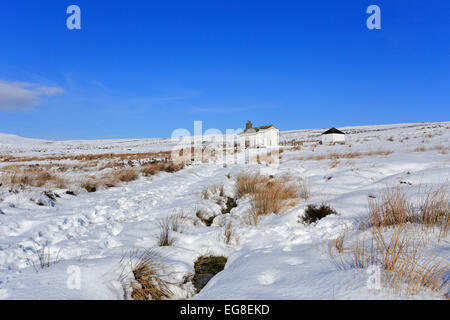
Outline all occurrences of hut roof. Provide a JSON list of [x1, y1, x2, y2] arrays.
[[240, 125, 277, 134], [321, 127, 345, 135]]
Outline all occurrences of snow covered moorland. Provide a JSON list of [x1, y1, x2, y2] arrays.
[[0, 122, 448, 300]]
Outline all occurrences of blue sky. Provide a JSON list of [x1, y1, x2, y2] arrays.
[[0, 0, 449, 140]]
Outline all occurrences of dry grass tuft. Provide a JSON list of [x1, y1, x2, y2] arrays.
[[433, 146, 448, 155], [420, 186, 449, 238], [297, 178, 310, 200], [367, 185, 449, 238], [251, 152, 278, 165], [0, 166, 69, 190], [242, 212, 259, 226], [26, 245, 61, 272], [234, 173, 300, 225], [81, 179, 100, 193], [234, 173, 269, 198], [157, 217, 176, 246], [330, 226, 449, 297], [329, 159, 340, 169], [369, 186, 415, 228], [250, 177, 298, 217], [331, 229, 348, 254], [167, 211, 190, 233], [141, 161, 185, 177], [125, 249, 173, 300], [223, 221, 239, 245], [201, 184, 225, 199], [113, 168, 139, 182], [141, 162, 165, 176]]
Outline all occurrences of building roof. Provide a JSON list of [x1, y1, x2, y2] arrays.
[[321, 127, 345, 135], [239, 125, 277, 134]]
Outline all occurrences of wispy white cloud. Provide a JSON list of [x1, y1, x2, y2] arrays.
[[0, 80, 64, 110]]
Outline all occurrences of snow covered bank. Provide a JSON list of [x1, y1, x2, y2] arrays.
[[0, 122, 448, 299]]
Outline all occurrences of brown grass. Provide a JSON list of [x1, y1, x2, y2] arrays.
[[368, 186, 415, 228], [235, 173, 300, 224], [201, 184, 225, 199], [123, 249, 173, 300], [298, 178, 310, 200], [1, 158, 184, 193], [330, 226, 449, 297], [98, 161, 126, 171], [420, 186, 449, 238], [111, 168, 139, 182], [298, 150, 393, 161], [1, 151, 174, 164], [157, 218, 176, 246], [432, 145, 449, 155], [234, 173, 269, 198], [331, 229, 348, 254], [223, 221, 238, 245], [141, 162, 164, 176], [281, 140, 311, 147], [81, 178, 100, 193], [367, 185, 449, 238], [81, 170, 139, 192], [412, 146, 449, 154], [251, 152, 278, 165], [141, 161, 185, 177], [329, 159, 340, 169], [327, 184, 450, 297], [249, 178, 297, 215], [165, 211, 190, 233], [0, 166, 69, 190]]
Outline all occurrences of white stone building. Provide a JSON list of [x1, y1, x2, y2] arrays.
[[238, 121, 279, 148], [321, 127, 346, 144]]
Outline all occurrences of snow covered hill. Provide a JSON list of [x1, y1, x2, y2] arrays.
[[0, 121, 448, 300]]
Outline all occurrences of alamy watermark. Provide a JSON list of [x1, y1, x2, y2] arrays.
[[170, 121, 281, 167], [366, 265, 382, 290], [66, 5, 381, 31], [366, 5, 381, 30], [66, 5, 81, 30], [66, 265, 81, 290]]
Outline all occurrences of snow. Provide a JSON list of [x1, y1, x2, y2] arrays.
[[0, 121, 449, 300]]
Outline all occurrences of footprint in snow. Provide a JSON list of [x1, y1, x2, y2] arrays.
[[257, 272, 279, 285], [285, 257, 303, 266], [106, 223, 123, 236], [0, 289, 8, 299]]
